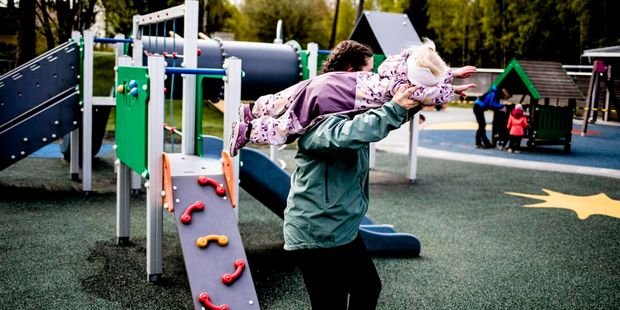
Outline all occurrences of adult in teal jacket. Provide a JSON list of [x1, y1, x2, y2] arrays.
[[284, 85, 421, 309], [473, 85, 509, 148]]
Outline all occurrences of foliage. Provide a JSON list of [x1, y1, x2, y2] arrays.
[[236, 0, 331, 47], [36, 0, 99, 49], [100, 0, 183, 36], [426, 0, 619, 67]]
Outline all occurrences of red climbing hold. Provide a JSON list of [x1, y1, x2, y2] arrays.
[[197, 176, 226, 196], [180, 201, 205, 224], [198, 292, 230, 310]]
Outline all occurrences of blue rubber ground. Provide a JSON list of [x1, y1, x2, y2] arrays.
[[419, 122, 620, 170], [30, 143, 114, 158]]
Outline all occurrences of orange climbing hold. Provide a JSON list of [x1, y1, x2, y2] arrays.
[[196, 234, 229, 248]]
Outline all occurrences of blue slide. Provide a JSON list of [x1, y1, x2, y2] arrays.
[[202, 136, 420, 257]]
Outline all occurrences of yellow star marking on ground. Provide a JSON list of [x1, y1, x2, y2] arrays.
[[505, 188, 620, 220]]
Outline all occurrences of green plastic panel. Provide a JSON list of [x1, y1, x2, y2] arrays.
[[116, 66, 149, 175], [533, 105, 573, 140], [372, 54, 386, 72]]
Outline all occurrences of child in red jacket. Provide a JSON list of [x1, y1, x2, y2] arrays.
[[506, 104, 528, 153]]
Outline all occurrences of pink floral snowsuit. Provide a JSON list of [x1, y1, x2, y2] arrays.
[[248, 51, 455, 145]]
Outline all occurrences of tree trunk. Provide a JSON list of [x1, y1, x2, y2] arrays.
[[329, 0, 340, 49], [356, 0, 364, 23], [38, 1, 57, 50], [16, 0, 36, 65], [202, 0, 209, 35]]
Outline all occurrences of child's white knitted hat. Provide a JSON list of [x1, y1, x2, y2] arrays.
[[406, 39, 449, 87]]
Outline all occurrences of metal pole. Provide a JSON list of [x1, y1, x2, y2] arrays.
[[407, 114, 420, 183], [223, 57, 242, 219], [181, 0, 199, 155], [132, 15, 144, 66], [116, 56, 133, 245], [82, 30, 94, 193], [146, 55, 166, 282], [69, 31, 81, 181], [307, 42, 319, 78], [270, 21, 285, 163]]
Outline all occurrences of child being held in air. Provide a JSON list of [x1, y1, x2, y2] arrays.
[[229, 39, 477, 156]]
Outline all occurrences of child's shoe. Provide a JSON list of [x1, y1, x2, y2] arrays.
[[229, 121, 249, 156], [238, 103, 254, 123]]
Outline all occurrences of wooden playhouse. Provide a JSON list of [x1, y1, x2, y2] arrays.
[[493, 59, 584, 152]]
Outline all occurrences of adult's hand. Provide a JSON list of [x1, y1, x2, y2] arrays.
[[453, 66, 477, 78], [392, 85, 420, 110]]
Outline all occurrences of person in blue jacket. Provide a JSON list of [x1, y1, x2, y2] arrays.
[[285, 84, 420, 309], [473, 85, 510, 148]]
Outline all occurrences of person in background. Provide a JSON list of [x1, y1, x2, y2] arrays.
[[473, 86, 510, 148], [506, 103, 528, 153]]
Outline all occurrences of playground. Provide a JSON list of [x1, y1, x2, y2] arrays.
[[1, 1, 620, 309], [1, 136, 620, 309]]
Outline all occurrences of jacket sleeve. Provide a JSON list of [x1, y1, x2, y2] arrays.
[[298, 101, 411, 153]]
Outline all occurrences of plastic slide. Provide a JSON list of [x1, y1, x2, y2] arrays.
[[201, 136, 421, 256], [0, 42, 81, 171]]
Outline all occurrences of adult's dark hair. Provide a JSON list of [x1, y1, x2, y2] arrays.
[[321, 40, 374, 73]]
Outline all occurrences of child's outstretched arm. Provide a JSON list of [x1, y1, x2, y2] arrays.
[[452, 66, 477, 79], [410, 83, 454, 106], [453, 83, 477, 96]]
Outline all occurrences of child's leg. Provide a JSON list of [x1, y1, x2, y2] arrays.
[[248, 110, 304, 145], [514, 136, 522, 151], [508, 135, 518, 150], [251, 85, 297, 118]]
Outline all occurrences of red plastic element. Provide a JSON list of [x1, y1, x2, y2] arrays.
[[198, 293, 230, 310], [180, 201, 205, 224], [197, 176, 226, 196], [172, 52, 178, 59], [221, 259, 245, 285], [197, 48, 202, 56], [163, 87, 167, 94]]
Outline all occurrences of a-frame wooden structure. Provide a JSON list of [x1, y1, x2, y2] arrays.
[[493, 59, 584, 152]]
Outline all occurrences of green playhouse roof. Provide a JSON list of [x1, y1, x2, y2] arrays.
[[493, 59, 584, 100], [349, 11, 421, 56]]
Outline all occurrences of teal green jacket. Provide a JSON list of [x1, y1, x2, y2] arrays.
[[284, 101, 414, 250]]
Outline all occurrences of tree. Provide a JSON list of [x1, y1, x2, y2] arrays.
[[200, 0, 239, 35], [35, 0, 100, 50], [405, 0, 430, 38], [16, 0, 36, 65], [335, 0, 357, 44], [237, 0, 331, 47], [329, 0, 340, 48]]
